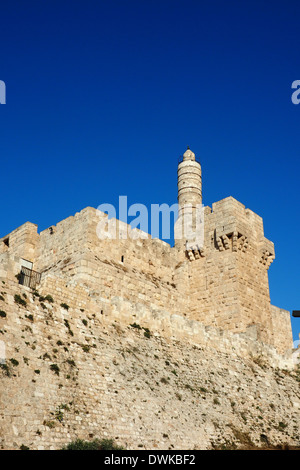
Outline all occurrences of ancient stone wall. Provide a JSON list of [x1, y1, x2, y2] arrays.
[[0, 276, 299, 450], [0, 148, 297, 450], [270, 305, 295, 354], [0, 200, 294, 354], [32, 208, 187, 319]]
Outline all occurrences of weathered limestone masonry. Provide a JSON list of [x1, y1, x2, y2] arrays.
[[0, 147, 298, 450], [0, 148, 293, 354], [188, 197, 287, 352], [0, 278, 299, 450]]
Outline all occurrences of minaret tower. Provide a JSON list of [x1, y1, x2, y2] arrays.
[[175, 147, 203, 250]]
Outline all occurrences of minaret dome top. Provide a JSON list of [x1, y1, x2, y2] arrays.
[[182, 147, 196, 161]]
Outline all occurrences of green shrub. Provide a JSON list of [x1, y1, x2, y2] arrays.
[[14, 294, 27, 307], [0, 363, 11, 377], [66, 359, 76, 368], [32, 290, 40, 298], [100, 438, 124, 450], [61, 438, 124, 450], [0, 310, 6, 318], [130, 322, 141, 329], [64, 319, 74, 336], [278, 421, 287, 430], [55, 405, 66, 423], [44, 420, 55, 428], [130, 323, 151, 338], [10, 358, 19, 367], [61, 303, 69, 310], [143, 328, 151, 339], [50, 364, 60, 375]]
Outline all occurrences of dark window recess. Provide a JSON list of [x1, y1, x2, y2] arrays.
[[121, 256, 124, 263], [3, 238, 9, 247], [18, 266, 41, 289]]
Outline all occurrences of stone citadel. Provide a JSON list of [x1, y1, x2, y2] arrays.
[[0, 148, 299, 450], [0, 147, 293, 354]]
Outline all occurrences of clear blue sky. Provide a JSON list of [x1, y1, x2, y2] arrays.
[[0, 1, 299, 341]]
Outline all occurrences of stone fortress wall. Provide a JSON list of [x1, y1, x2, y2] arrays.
[[0, 199, 293, 355], [0, 148, 298, 450], [0, 148, 293, 355]]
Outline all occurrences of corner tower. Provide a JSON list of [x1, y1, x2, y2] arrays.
[[175, 148, 293, 354]]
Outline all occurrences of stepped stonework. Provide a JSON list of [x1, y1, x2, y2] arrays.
[[0, 149, 299, 450]]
